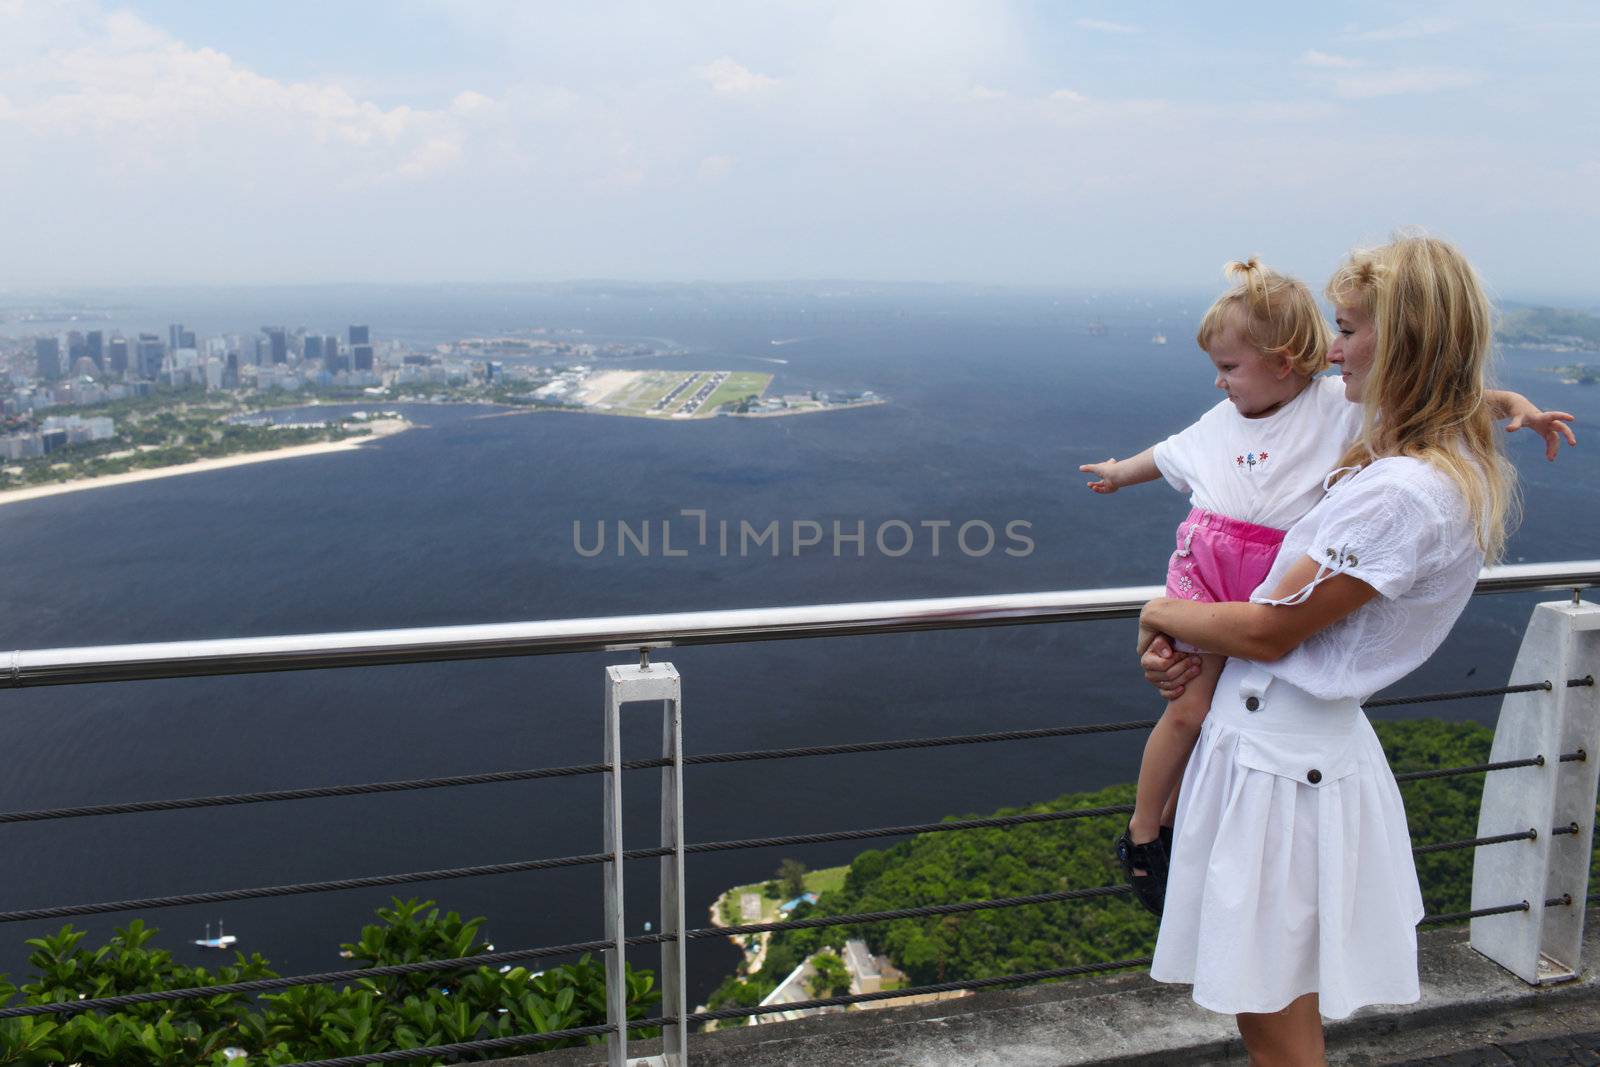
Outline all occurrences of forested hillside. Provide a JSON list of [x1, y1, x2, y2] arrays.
[[711, 718, 1596, 1015]]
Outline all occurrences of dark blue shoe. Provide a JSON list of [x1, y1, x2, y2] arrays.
[[1115, 826, 1169, 917]]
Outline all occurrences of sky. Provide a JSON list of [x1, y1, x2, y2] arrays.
[[1, 1, 1597, 298]]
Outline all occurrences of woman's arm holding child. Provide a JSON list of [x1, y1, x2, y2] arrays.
[[1484, 389, 1577, 461], [1137, 554, 1378, 667], [1080, 446, 1163, 494]]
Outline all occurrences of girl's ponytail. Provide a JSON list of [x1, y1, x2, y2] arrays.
[[1197, 257, 1330, 377]]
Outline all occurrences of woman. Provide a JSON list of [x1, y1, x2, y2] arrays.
[[1136, 235, 1523, 1065]]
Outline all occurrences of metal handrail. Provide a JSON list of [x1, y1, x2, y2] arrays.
[[6, 560, 1598, 689]]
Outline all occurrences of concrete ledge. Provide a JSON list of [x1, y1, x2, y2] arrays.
[[491, 911, 1600, 1066]]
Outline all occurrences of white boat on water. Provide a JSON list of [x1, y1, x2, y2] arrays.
[[194, 921, 237, 950], [1151, 332, 1168, 345]]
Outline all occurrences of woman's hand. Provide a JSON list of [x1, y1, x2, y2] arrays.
[[1139, 608, 1200, 701]]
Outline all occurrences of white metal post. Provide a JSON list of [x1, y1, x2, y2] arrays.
[[602, 662, 685, 1067], [659, 671, 688, 1065], [1471, 598, 1600, 983]]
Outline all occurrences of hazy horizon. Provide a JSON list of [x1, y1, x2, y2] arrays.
[[3, 2, 1597, 298]]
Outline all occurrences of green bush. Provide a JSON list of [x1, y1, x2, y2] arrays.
[[0, 899, 659, 1066]]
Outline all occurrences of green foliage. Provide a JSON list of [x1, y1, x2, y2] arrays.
[[0, 393, 361, 490], [0, 899, 659, 1066], [747, 719, 1521, 992], [776, 859, 807, 901], [704, 974, 767, 1028], [808, 953, 850, 998]]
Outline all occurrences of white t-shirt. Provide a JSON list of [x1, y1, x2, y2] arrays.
[[1152, 375, 1363, 531], [1247, 456, 1484, 701]]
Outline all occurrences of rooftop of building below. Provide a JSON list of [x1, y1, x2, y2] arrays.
[[503, 908, 1600, 1067]]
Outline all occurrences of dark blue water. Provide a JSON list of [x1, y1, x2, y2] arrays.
[[2, 285, 1596, 1002]]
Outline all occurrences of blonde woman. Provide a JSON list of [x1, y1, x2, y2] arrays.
[[1137, 235, 1561, 1064]]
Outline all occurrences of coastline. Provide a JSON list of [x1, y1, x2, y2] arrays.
[[0, 419, 409, 508], [473, 398, 888, 422]]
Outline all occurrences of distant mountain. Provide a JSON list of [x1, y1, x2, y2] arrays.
[[1498, 306, 1600, 349]]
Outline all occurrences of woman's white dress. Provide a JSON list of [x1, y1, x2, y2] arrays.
[[1149, 457, 1485, 1020]]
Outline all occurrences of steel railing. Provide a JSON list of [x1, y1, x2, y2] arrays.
[[5, 560, 1597, 689], [0, 559, 1595, 1066]]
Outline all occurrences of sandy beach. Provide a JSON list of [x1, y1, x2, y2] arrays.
[[0, 419, 410, 508]]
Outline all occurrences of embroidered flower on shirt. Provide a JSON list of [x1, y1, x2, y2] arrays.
[[1235, 455, 1244, 467]]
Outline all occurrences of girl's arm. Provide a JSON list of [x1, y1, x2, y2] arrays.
[[1080, 446, 1163, 494], [1485, 389, 1577, 461], [1137, 553, 1380, 664]]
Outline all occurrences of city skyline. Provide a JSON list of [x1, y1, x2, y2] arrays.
[[2, 1, 1597, 299]]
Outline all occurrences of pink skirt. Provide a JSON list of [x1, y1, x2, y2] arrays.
[[1164, 508, 1285, 653]]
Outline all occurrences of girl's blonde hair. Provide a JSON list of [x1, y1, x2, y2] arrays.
[[1195, 257, 1330, 377], [1331, 235, 1519, 561]]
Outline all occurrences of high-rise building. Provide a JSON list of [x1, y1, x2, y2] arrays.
[[325, 336, 346, 373], [86, 331, 105, 371], [180, 329, 196, 350], [35, 337, 61, 381], [349, 324, 370, 346], [169, 324, 184, 352], [352, 344, 374, 372], [263, 327, 288, 365], [136, 334, 165, 380], [67, 331, 87, 368], [304, 335, 324, 362], [108, 336, 129, 376]]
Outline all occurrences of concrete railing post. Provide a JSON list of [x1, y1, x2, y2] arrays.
[[1471, 597, 1600, 983], [603, 661, 686, 1067]]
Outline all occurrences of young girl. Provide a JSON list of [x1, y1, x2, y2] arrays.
[[1081, 258, 1573, 915]]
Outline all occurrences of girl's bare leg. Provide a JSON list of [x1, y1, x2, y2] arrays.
[[1128, 653, 1226, 848], [1236, 993, 1326, 1067]]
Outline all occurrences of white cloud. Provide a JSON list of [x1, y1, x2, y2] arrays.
[[1075, 18, 1140, 34], [395, 137, 462, 179], [1332, 67, 1478, 99], [450, 90, 498, 116], [695, 57, 778, 95], [1, 3, 469, 174], [1301, 50, 1361, 69], [1, 0, 1593, 291]]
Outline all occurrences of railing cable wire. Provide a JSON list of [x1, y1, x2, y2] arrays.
[[0, 888, 1140, 1019], [0, 721, 1156, 826], [2, 677, 1588, 828], [1418, 900, 1531, 926], [1413, 829, 1537, 856], [0, 806, 1135, 923], [1394, 756, 1544, 783], [1363, 681, 1552, 708]]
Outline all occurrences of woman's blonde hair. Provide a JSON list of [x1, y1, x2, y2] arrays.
[[1195, 257, 1330, 377], [1324, 252, 1381, 318], [1331, 235, 1519, 561]]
